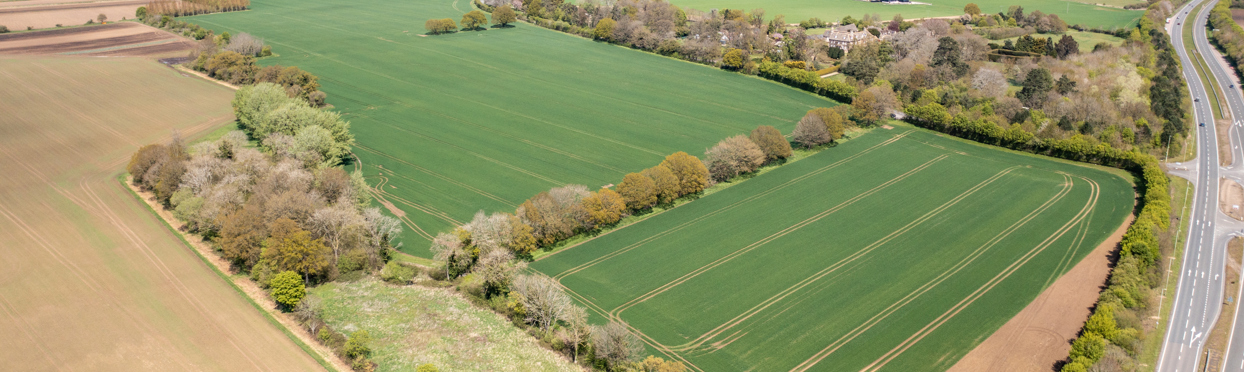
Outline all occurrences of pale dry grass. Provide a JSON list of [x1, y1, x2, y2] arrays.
[[311, 278, 581, 372]]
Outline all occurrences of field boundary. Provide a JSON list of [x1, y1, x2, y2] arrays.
[[120, 174, 345, 372]]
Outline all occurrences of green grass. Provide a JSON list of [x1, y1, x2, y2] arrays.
[[310, 278, 578, 371], [994, 29, 1126, 53], [186, 0, 839, 257], [1183, 4, 1227, 120], [529, 125, 1132, 371], [665, 0, 1142, 29]]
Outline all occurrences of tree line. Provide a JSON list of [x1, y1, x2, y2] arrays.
[[126, 80, 385, 370], [424, 5, 517, 34], [144, 0, 249, 17], [419, 106, 851, 370], [895, 2, 1179, 370], [1209, 0, 1244, 85]]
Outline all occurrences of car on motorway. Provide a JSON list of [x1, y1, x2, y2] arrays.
[[1201, 122, 1206, 127]]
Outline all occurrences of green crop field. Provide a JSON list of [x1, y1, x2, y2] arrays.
[[668, 0, 1143, 29], [186, 0, 838, 257], [530, 126, 1132, 371]]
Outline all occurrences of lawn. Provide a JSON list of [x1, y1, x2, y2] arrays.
[[993, 30, 1126, 53], [529, 125, 1133, 371], [0, 57, 325, 370], [310, 278, 578, 371], [185, 0, 839, 257], [667, 0, 1143, 29]]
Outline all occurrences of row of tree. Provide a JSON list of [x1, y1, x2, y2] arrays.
[[425, 6, 517, 34], [144, 0, 248, 17], [1209, 0, 1244, 85]]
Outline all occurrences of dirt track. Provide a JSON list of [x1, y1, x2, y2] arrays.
[[0, 22, 193, 56], [948, 214, 1134, 372]]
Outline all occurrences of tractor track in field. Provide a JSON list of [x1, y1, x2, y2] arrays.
[[614, 155, 958, 321], [833, 175, 1102, 372], [705, 172, 1072, 359], [664, 164, 1031, 353], [549, 131, 912, 274], [355, 144, 517, 207]]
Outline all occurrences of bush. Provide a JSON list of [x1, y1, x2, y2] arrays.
[[225, 32, 265, 56], [749, 125, 792, 162], [380, 261, 417, 284], [757, 61, 856, 102], [703, 135, 766, 181], [0, 25, 9, 33], [270, 271, 306, 309], [792, 113, 831, 148], [260, 45, 272, 57], [345, 330, 372, 360]]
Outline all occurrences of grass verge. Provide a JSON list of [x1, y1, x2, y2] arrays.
[[1142, 174, 1195, 367]]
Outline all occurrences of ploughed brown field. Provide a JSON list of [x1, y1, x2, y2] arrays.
[[0, 22, 195, 57], [0, 56, 325, 371], [0, 0, 144, 30]]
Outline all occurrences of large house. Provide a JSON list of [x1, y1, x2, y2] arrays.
[[816, 25, 874, 53]]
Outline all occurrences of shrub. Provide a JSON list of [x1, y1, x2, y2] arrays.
[[416, 364, 439, 372], [345, 330, 372, 359], [260, 45, 272, 57], [380, 261, 417, 284], [0, 25, 10, 33], [270, 270, 306, 309], [135, 6, 147, 19]]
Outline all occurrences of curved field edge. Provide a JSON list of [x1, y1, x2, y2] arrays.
[[181, 0, 843, 256], [531, 126, 1133, 371], [119, 174, 341, 372]]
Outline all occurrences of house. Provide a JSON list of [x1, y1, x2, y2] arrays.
[[819, 28, 873, 53]]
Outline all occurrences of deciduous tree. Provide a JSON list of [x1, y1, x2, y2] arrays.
[[703, 135, 766, 181], [493, 4, 517, 26], [582, 189, 626, 226], [462, 10, 488, 30], [659, 152, 709, 196], [792, 113, 830, 148], [512, 274, 571, 331], [617, 173, 657, 211], [642, 165, 680, 205], [595, 18, 617, 40], [593, 321, 645, 369], [749, 125, 792, 162], [262, 218, 331, 281]]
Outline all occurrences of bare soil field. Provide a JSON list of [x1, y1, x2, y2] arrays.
[[1234, 9, 1244, 29], [0, 22, 194, 57], [0, 0, 144, 30], [948, 214, 1134, 372], [0, 56, 326, 371]]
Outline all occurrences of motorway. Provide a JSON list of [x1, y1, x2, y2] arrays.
[[1158, 0, 1228, 371]]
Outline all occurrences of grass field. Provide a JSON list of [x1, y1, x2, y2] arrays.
[[311, 278, 578, 371], [993, 30, 1126, 53], [0, 56, 326, 370], [530, 125, 1133, 371], [667, 0, 1143, 29], [185, 0, 839, 257]]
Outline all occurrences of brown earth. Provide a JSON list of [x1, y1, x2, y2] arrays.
[[1222, 178, 1244, 221], [0, 56, 326, 371], [948, 214, 1134, 372], [0, 22, 194, 57], [1233, 9, 1244, 29], [0, 0, 145, 30]]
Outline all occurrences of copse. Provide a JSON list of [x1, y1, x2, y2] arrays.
[[425, 18, 456, 34], [461, 10, 487, 30]]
